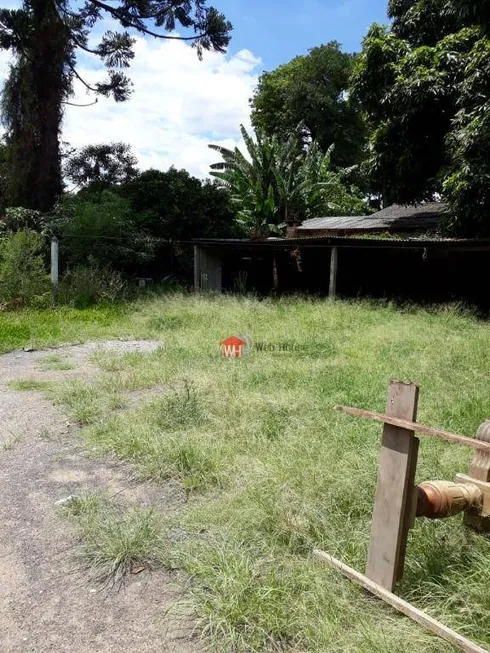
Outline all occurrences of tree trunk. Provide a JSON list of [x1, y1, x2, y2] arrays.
[[7, 0, 68, 212]]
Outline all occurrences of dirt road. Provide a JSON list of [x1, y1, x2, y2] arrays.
[[0, 341, 198, 653]]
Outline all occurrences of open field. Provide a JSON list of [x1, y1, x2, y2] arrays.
[[3, 293, 490, 652]]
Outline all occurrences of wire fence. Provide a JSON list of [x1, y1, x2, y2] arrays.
[[50, 236, 196, 287]]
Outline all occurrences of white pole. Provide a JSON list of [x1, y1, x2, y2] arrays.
[[51, 237, 59, 303]]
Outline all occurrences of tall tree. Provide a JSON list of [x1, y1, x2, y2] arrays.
[[351, 0, 490, 235], [0, 0, 231, 211], [65, 142, 139, 193], [250, 43, 367, 169]]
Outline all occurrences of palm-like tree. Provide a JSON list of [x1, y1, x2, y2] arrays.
[[273, 131, 335, 226], [209, 125, 334, 238], [209, 125, 279, 238]]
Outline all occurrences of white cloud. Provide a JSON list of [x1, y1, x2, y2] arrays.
[[63, 38, 262, 178], [0, 34, 261, 179]]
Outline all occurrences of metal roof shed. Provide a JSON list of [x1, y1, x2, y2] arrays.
[[193, 234, 490, 306]]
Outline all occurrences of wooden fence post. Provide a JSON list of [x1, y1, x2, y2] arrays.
[[366, 381, 420, 591]]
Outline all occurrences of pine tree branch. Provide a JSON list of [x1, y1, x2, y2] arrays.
[[71, 34, 100, 55], [87, 0, 210, 41], [66, 60, 98, 92], [63, 98, 98, 106]]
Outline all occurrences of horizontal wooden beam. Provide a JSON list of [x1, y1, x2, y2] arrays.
[[334, 405, 490, 452], [313, 549, 489, 653]]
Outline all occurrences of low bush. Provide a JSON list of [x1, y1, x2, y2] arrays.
[[0, 230, 50, 307], [59, 258, 126, 308], [55, 191, 157, 275]]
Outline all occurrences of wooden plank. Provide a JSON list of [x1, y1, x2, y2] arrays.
[[396, 435, 419, 581], [366, 381, 419, 591], [206, 251, 222, 292], [313, 550, 489, 653], [197, 248, 222, 292], [334, 405, 490, 453]]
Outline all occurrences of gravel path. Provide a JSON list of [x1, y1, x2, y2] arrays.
[[0, 341, 199, 653]]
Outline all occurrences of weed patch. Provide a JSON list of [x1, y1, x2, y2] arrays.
[[62, 493, 167, 584], [8, 379, 50, 391]]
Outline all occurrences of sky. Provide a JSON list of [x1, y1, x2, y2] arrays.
[[0, 0, 389, 178]]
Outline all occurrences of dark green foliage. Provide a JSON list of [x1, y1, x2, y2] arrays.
[[0, 0, 231, 212], [114, 166, 240, 281], [250, 43, 367, 169], [54, 190, 157, 274], [209, 125, 367, 238], [0, 230, 49, 304], [442, 36, 490, 235], [0, 139, 9, 212], [59, 259, 126, 308], [2, 8, 70, 211], [352, 1, 490, 234], [2, 206, 45, 232], [119, 167, 240, 240], [65, 142, 139, 194], [388, 0, 461, 44]]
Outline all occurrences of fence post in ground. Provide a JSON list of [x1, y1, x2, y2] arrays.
[[365, 381, 420, 591], [329, 247, 338, 298], [51, 236, 59, 304], [194, 245, 222, 292]]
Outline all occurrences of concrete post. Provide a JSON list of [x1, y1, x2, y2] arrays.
[[329, 246, 338, 298], [51, 237, 59, 303]]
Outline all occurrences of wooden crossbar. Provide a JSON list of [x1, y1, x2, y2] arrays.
[[334, 405, 490, 453], [313, 549, 489, 653]]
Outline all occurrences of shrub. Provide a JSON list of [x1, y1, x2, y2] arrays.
[[0, 230, 49, 306], [3, 206, 45, 232], [59, 258, 126, 308], [54, 191, 157, 275]]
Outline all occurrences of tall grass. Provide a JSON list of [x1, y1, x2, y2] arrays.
[[11, 293, 490, 652]]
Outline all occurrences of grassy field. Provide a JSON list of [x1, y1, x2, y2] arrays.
[[3, 293, 490, 652]]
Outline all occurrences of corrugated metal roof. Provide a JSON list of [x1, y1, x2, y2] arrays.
[[194, 235, 490, 251], [296, 203, 445, 233]]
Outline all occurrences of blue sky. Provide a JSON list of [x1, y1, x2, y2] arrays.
[[222, 0, 389, 70], [0, 0, 391, 176]]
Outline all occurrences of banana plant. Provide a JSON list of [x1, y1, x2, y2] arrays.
[[210, 124, 344, 237]]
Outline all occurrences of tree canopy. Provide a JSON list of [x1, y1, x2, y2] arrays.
[[0, 0, 231, 211], [250, 43, 367, 169], [65, 142, 139, 193], [119, 167, 239, 240], [352, 0, 490, 235]]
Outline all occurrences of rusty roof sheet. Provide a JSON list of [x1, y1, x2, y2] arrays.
[[297, 203, 445, 233]]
